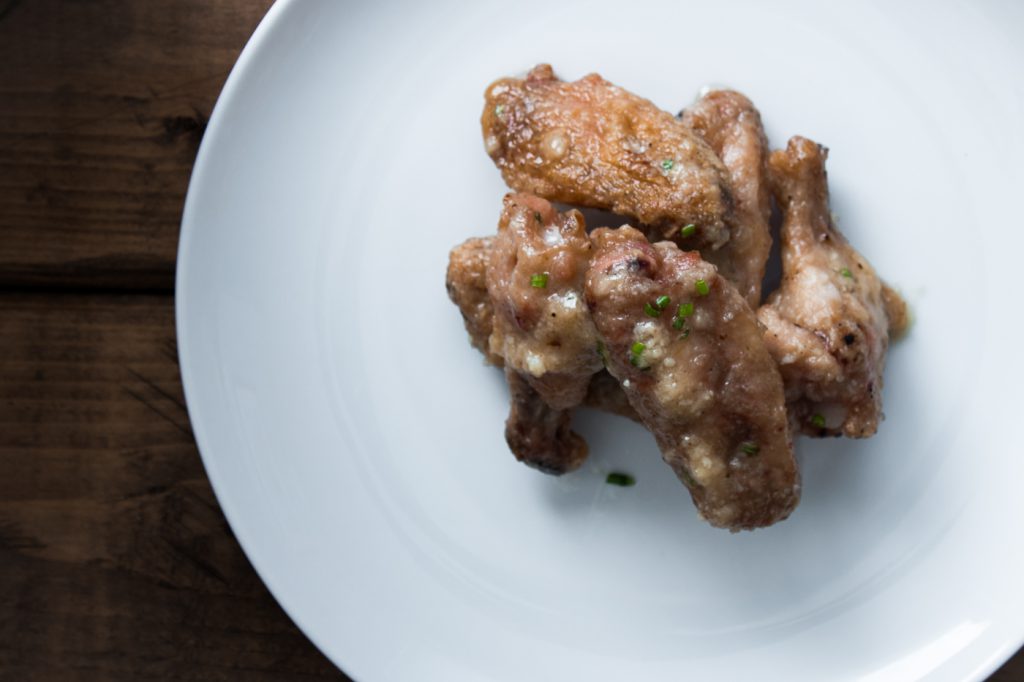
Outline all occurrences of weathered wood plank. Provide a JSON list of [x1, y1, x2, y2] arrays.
[[0, 0, 274, 289]]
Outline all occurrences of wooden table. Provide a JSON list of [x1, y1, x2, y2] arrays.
[[0, 2, 1019, 679]]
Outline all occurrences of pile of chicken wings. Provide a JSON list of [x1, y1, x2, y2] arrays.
[[447, 65, 907, 531]]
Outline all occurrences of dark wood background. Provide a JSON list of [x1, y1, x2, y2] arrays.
[[0, 1, 1019, 680]]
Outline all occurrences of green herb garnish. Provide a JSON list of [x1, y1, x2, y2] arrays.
[[671, 302, 694, 331], [494, 104, 505, 117], [530, 273, 549, 288], [740, 441, 760, 456], [629, 341, 646, 366], [680, 223, 697, 238], [644, 302, 661, 317], [695, 279, 710, 296], [655, 295, 671, 310], [661, 159, 674, 171], [606, 472, 636, 487], [840, 267, 853, 279], [810, 414, 826, 428]]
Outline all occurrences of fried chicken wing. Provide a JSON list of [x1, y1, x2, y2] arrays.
[[482, 64, 734, 251], [681, 90, 773, 307], [487, 194, 603, 410], [482, 194, 604, 472], [446, 236, 503, 366], [447, 231, 641, 423], [585, 227, 799, 530], [758, 137, 908, 438]]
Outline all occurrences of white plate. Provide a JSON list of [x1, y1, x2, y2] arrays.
[[177, 1, 1024, 680]]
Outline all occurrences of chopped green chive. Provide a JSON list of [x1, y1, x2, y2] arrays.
[[672, 301, 694, 331], [840, 267, 853, 279], [695, 279, 710, 296], [810, 414, 826, 428], [740, 441, 760, 456], [661, 159, 674, 171], [606, 472, 636, 487], [680, 223, 697, 238], [495, 104, 505, 117], [645, 294, 672, 317], [530, 273, 549, 288], [629, 341, 646, 366], [677, 328, 691, 340]]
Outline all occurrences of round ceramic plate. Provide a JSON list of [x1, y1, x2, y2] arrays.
[[177, 1, 1024, 680]]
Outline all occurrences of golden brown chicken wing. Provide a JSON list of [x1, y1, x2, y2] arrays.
[[482, 64, 734, 252], [758, 137, 907, 438], [486, 194, 602, 410], [479, 194, 602, 472], [446, 231, 640, 423], [585, 226, 799, 530]]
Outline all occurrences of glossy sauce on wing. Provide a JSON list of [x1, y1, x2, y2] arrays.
[[585, 226, 799, 530]]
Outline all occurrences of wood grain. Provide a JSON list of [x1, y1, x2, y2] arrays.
[[0, 0, 274, 290], [0, 293, 349, 680]]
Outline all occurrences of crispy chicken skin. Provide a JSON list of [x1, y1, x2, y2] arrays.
[[681, 90, 773, 307], [758, 137, 907, 438], [482, 65, 735, 251], [585, 227, 799, 530]]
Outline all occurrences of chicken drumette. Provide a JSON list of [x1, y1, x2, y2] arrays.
[[758, 137, 908, 438], [446, 230, 640, 423], [585, 227, 799, 530], [476, 194, 601, 472]]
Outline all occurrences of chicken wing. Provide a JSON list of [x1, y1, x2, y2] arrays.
[[487, 193, 602, 410], [446, 223, 584, 473], [446, 236, 503, 366], [482, 64, 734, 251], [481, 194, 604, 472], [447, 231, 640, 423], [585, 226, 799, 530], [681, 90, 773, 307], [758, 137, 908, 438]]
